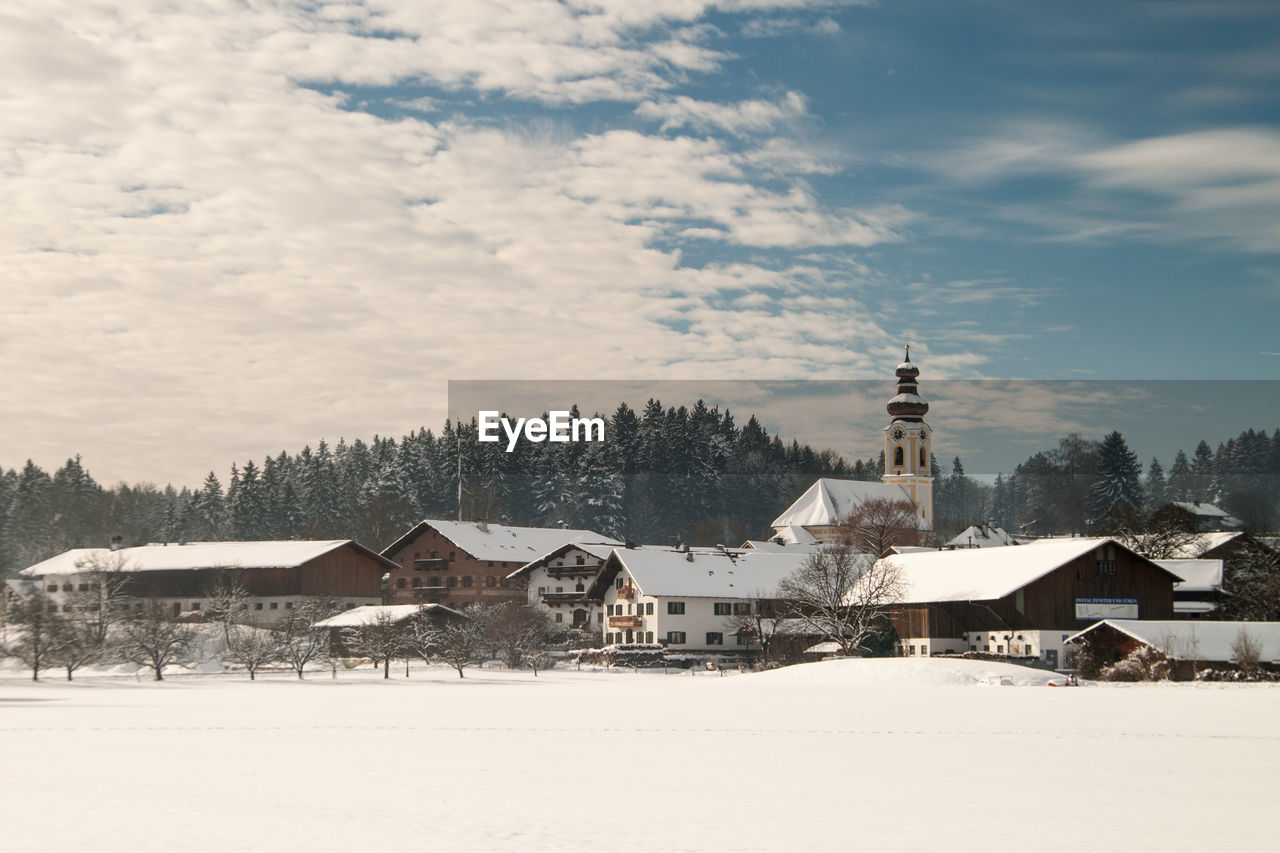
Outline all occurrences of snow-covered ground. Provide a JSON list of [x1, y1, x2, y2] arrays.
[[2, 659, 1276, 852]]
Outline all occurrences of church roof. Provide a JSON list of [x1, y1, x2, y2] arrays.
[[771, 478, 916, 530]]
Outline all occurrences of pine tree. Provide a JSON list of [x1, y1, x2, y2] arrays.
[[1089, 431, 1144, 531]]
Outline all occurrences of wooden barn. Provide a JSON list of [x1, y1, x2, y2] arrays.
[[883, 537, 1180, 669], [1067, 619, 1280, 680], [19, 540, 395, 623]]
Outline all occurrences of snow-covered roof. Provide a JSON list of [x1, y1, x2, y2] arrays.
[[882, 537, 1166, 604], [804, 641, 844, 654], [606, 548, 811, 600], [19, 540, 386, 577], [388, 520, 611, 563], [945, 525, 1018, 549], [1068, 619, 1280, 663], [772, 524, 818, 545], [1167, 531, 1244, 559], [742, 539, 823, 553], [507, 540, 629, 579], [1152, 559, 1223, 593], [771, 478, 918, 529], [313, 603, 462, 628], [1170, 502, 1242, 527]]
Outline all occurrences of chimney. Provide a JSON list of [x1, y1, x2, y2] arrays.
[[685, 552, 694, 563], [476, 520, 488, 532], [109, 534, 123, 551]]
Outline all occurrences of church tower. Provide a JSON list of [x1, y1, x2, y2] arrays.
[[882, 345, 934, 528]]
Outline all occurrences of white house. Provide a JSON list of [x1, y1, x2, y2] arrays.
[[506, 540, 623, 631], [1152, 558, 1224, 617], [586, 547, 810, 652]]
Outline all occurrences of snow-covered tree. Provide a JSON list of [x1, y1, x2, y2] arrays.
[[118, 602, 198, 681], [1088, 431, 1144, 531], [341, 611, 406, 679], [778, 543, 903, 656]]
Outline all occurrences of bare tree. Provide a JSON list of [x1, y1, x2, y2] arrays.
[[118, 601, 198, 681], [1114, 506, 1201, 559], [341, 611, 407, 679], [1231, 627, 1262, 677], [202, 570, 250, 644], [1218, 538, 1280, 621], [778, 543, 904, 656], [430, 604, 490, 679], [728, 595, 790, 664], [5, 592, 58, 681], [68, 551, 136, 646], [838, 497, 922, 557], [484, 602, 555, 669], [225, 624, 280, 681], [277, 598, 340, 679], [47, 613, 101, 681]]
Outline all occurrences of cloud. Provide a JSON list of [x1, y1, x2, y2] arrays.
[[928, 123, 1280, 253], [636, 91, 809, 134], [0, 0, 920, 486]]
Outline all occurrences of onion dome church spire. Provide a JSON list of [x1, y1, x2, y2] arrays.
[[882, 344, 934, 528], [887, 345, 929, 423]]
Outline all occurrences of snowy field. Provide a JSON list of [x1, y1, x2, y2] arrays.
[[2, 659, 1277, 853]]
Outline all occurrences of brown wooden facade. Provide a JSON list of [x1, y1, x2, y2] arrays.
[[888, 542, 1178, 640], [81, 543, 390, 601], [382, 524, 524, 606]]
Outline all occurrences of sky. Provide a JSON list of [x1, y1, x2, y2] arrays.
[[2, 0, 1278, 488]]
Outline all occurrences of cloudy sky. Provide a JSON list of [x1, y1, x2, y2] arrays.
[[3, 0, 1277, 487]]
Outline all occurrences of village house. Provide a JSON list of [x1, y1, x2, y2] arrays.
[[380, 519, 610, 606], [881, 537, 1180, 669], [505, 540, 622, 631], [586, 546, 811, 652], [1153, 558, 1224, 618], [18, 540, 393, 624]]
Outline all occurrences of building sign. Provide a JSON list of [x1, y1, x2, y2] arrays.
[[1075, 597, 1139, 620]]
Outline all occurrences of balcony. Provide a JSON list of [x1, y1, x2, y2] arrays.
[[413, 559, 449, 572], [608, 615, 642, 629], [541, 591, 586, 604], [616, 585, 636, 600], [546, 565, 599, 578]]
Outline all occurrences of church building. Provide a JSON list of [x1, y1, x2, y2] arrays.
[[771, 347, 934, 544]]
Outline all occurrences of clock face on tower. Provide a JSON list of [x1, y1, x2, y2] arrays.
[[891, 427, 905, 441]]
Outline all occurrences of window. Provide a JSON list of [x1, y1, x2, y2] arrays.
[[615, 578, 624, 589], [706, 632, 724, 646], [487, 561, 494, 567], [430, 551, 438, 559], [555, 586, 563, 593], [412, 578, 422, 588], [645, 602, 654, 615], [254, 602, 263, 610], [47, 584, 57, 592], [996, 645, 1004, 654], [191, 602, 201, 610], [447, 576, 458, 588], [429, 576, 440, 587], [1097, 559, 1117, 576], [645, 631, 653, 643], [575, 556, 585, 565], [285, 602, 294, 609], [909, 645, 915, 655], [606, 604, 614, 616], [576, 582, 585, 592], [736, 633, 747, 646], [667, 631, 686, 644], [733, 602, 751, 615], [78, 583, 88, 592], [554, 612, 563, 623], [449, 552, 455, 560], [270, 602, 278, 610], [597, 612, 603, 623], [920, 447, 926, 467], [500, 578, 511, 588], [396, 578, 406, 589], [667, 601, 685, 615], [462, 576, 473, 588], [713, 603, 732, 616], [894, 446, 904, 467], [486, 576, 496, 587], [62, 583, 72, 592]]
